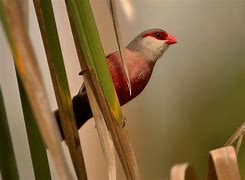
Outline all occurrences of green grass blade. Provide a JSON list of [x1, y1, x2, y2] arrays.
[[64, 2, 119, 179], [16, 74, 52, 180], [64, 0, 140, 179], [15, 2, 51, 179], [0, 87, 20, 180], [32, 0, 87, 179], [66, 0, 124, 126], [0, 1, 73, 179]]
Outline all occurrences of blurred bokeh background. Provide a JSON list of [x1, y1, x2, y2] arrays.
[[1, 0, 245, 179]]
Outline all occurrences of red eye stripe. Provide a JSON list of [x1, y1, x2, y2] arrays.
[[143, 31, 168, 40]]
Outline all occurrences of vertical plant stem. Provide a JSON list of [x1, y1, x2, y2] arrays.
[[90, 73, 140, 180], [65, 1, 121, 178], [16, 1, 52, 179], [64, 0, 140, 179], [19, 0, 28, 28], [0, 1, 72, 179], [17, 75, 52, 180], [67, 0, 125, 126], [65, 4, 117, 179], [0, 87, 20, 180], [109, 0, 131, 95], [32, 0, 87, 179]]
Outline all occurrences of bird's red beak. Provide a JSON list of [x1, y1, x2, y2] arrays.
[[166, 34, 177, 45]]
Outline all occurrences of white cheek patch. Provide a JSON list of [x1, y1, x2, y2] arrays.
[[140, 37, 168, 61]]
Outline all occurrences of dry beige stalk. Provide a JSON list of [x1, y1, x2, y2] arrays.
[[1, 0, 73, 179]]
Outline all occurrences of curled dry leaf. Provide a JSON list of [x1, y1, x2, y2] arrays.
[[207, 146, 240, 180], [170, 163, 196, 180]]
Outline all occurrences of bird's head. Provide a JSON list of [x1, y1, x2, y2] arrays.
[[127, 28, 177, 63]]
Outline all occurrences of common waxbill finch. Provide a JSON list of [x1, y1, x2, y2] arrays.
[[55, 28, 177, 135]]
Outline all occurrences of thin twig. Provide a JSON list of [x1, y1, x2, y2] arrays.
[[235, 135, 243, 155], [224, 122, 245, 146], [109, 0, 132, 95]]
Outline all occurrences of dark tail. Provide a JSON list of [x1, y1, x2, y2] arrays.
[[55, 92, 93, 139]]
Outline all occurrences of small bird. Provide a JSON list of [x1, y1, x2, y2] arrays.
[[55, 28, 177, 135]]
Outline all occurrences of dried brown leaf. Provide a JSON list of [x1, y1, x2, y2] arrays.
[[170, 163, 196, 180], [207, 146, 240, 180]]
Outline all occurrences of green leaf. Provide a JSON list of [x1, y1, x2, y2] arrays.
[[32, 0, 87, 179], [64, 0, 140, 179], [0, 87, 20, 180], [17, 74, 52, 180], [0, 1, 72, 179], [66, 0, 124, 126]]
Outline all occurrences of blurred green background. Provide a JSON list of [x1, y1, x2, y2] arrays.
[[1, 0, 245, 179]]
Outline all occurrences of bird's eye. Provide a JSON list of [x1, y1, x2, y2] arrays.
[[155, 32, 161, 38]]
